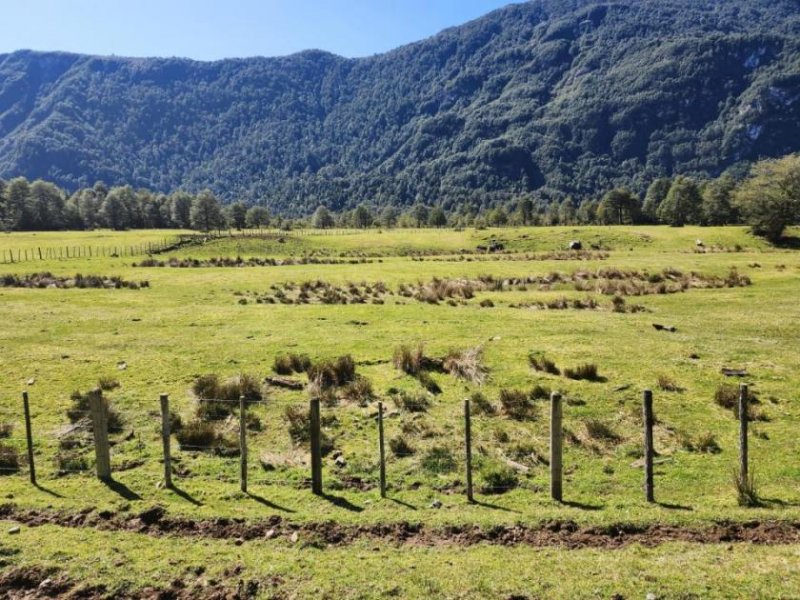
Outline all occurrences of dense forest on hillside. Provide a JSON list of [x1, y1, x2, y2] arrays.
[[0, 0, 799, 215]]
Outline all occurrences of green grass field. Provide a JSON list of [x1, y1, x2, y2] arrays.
[[1, 225, 799, 598]]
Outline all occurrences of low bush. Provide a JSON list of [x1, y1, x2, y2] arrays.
[[308, 355, 356, 389], [714, 384, 764, 420], [499, 389, 537, 421], [733, 467, 760, 507], [273, 353, 312, 375], [564, 363, 602, 382], [175, 420, 219, 451], [421, 445, 457, 474], [657, 374, 681, 392], [341, 376, 374, 406], [393, 390, 431, 413], [393, 343, 425, 376], [695, 432, 722, 454], [97, 377, 120, 391], [480, 463, 519, 494], [66, 389, 124, 433], [443, 347, 487, 385], [528, 352, 560, 375], [0, 443, 20, 475], [54, 450, 88, 475], [285, 405, 309, 443], [389, 435, 415, 458], [196, 400, 233, 422], [469, 391, 496, 416], [193, 373, 264, 404], [529, 384, 552, 401]]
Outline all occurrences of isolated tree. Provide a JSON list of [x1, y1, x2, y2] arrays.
[[190, 190, 224, 231], [517, 196, 534, 225], [352, 204, 374, 229], [169, 192, 194, 229], [428, 206, 448, 228], [598, 188, 639, 224], [411, 203, 429, 228], [228, 202, 248, 230], [246, 206, 270, 229], [657, 177, 702, 226], [734, 155, 800, 242], [312, 205, 335, 229], [702, 175, 736, 226], [379, 206, 398, 228], [642, 178, 672, 223]]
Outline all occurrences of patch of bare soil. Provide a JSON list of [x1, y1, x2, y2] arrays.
[[3, 504, 800, 549]]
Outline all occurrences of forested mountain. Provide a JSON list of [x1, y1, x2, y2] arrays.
[[0, 0, 799, 216]]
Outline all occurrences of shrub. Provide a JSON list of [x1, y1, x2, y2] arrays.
[[714, 384, 762, 419], [308, 355, 356, 389], [564, 363, 602, 381], [657, 374, 681, 392], [469, 391, 496, 416], [733, 468, 760, 507], [175, 420, 219, 451], [393, 343, 425, 376], [66, 390, 124, 433], [393, 390, 431, 413], [97, 376, 120, 391], [529, 384, 552, 401], [274, 353, 312, 375], [192, 374, 221, 400], [528, 352, 560, 375], [422, 445, 457, 474], [443, 347, 487, 385], [695, 432, 722, 454], [341, 376, 374, 406], [499, 389, 537, 421], [0, 443, 20, 475], [285, 405, 310, 444], [389, 435, 415, 458], [479, 299, 494, 308], [193, 373, 264, 403], [55, 451, 88, 475], [196, 400, 233, 422], [584, 419, 621, 443], [480, 464, 519, 494]]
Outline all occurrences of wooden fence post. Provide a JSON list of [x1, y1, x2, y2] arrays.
[[239, 396, 248, 493], [643, 389, 655, 503], [22, 391, 36, 485], [550, 392, 563, 502], [89, 389, 112, 480], [310, 398, 322, 495], [739, 383, 749, 483], [378, 401, 386, 498], [159, 394, 172, 489], [464, 398, 474, 502]]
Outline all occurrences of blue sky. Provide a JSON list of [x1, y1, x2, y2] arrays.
[[0, 0, 517, 60]]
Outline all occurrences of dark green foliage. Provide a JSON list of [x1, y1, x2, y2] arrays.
[[499, 389, 537, 421], [0, 443, 20, 474], [564, 363, 602, 382], [480, 463, 519, 494], [0, 0, 798, 218]]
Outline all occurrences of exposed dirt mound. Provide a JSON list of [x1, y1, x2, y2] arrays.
[[3, 503, 800, 549]]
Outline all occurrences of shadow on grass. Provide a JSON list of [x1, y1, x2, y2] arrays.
[[34, 483, 64, 498], [471, 499, 518, 513], [102, 478, 142, 501], [561, 499, 604, 511], [774, 235, 800, 249], [388, 497, 417, 510], [758, 497, 800, 508], [168, 484, 203, 507], [247, 492, 295, 513], [321, 493, 363, 513], [656, 501, 693, 511]]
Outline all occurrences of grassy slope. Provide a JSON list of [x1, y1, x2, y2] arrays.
[[0, 225, 799, 596]]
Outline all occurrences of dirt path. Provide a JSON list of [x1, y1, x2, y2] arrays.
[[3, 503, 800, 549]]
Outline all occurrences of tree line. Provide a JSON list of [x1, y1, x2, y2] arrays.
[[0, 155, 798, 242]]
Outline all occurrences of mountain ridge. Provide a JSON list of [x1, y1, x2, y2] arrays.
[[0, 0, 799, 215]]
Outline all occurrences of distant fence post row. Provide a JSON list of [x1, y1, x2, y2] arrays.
[[0, 238, 176, 265], [10, 385, 754, 505]]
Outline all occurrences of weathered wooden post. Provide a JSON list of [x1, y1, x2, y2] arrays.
[[550, 392, 563, 502], [464, 398, 474, 503], [22, 391, 36, 485], [643, 389, 655, 503], [159, 394, 172, 489], [739, 383, 749, 483], [239, 395, 248, 493], [89, 389, 111, 480], [378, 401, 386, 498], [310, 398, 322, 495]]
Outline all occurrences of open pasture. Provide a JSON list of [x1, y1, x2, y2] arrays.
[[1, 225, 799, 597]]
